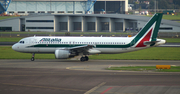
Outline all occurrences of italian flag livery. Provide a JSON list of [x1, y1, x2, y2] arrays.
[[12, 13, 165, 61], [132, 13, 163, 48]]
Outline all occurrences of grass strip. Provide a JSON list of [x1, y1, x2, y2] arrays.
[[0, 46, 55, 59], [107, 66, 180, 72], [161, 38, 180, 43], [0, 37, 23, 42], [0, 16, 17, 20], [89, 47, 180, 60], [146, 14, 180, 20], [162, 14, 180, 20], [0, 46, 180, 60]]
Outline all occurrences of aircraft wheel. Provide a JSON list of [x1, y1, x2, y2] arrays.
[[31, 57, 35, 61], [80, 57, 86, 62], [85, 56, 89, 61]]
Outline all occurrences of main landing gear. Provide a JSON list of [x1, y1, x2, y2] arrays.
[[80, 56, 89, 62], [31, 53, 35, 61]]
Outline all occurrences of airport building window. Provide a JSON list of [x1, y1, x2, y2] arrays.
[[106, 1, 122, 13], [68, 11, 73, 13], [18, 11, 25, 13], [26, 27, 54, 29], [76, 11, 83, 13], [58, 11, 64, 13], [159, 27, 173, 30], [115, 22, 123, 31], [60, 22, 67, 31], [38, 11, 45, 13], [126, 22, 137, 31], [48, 11, 54, 13], [74, 22, 81, 31], [94, 1, 122, 14], [27, 11, 35, 13], [101, 22, 109, 31], [0, 27, 12, 31], [128, 22, 134, 29], [94, 1, 105, 14], [87, 22, 95, 31], [9, 11, 14, 13], [26, 20, 54, 22]]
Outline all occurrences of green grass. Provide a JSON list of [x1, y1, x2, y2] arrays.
[[162, 14, 180, 20], [161, 38, 180, 43], [89, 47, 180, 60], [0, 46, 180, 60], [0, 37, 23, 42], [107, 66, 156, 71], [107, 66, 180, 72], [0, 16, 17, 20], [0, 46, 55, 59], [146, 14, 180, 20]]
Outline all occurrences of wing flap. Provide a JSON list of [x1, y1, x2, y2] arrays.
[[59, 45, 97, 54]]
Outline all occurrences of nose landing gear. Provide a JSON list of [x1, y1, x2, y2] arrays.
[[31, 53, 35, 61]]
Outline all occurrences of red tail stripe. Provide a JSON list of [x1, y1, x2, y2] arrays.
[[136, 28, 153, 47]]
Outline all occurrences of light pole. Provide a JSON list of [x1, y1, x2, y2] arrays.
[[105, 1, 106, 13], [154, 0, 156, 13]]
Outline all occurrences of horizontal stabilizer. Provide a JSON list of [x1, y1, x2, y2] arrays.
[[143, 41, 159, 45]]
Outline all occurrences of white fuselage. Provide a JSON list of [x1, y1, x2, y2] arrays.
[[12, 36, 166, 54]]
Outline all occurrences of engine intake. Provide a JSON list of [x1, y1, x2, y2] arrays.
[[55, 49, 70, 59]]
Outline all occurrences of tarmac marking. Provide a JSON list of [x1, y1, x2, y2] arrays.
[[66, 67, 70, 69], [84, 82, 106, 94], [1, 83, 86, 92], [100, 87, 113, 94], [0, 75, 38, 77]]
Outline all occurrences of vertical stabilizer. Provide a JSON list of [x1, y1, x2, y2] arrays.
[[151, 13, 163, 41], [131, 13, 163, 47]]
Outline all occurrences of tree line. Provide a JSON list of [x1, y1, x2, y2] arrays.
[[129, 0, 180, 9]]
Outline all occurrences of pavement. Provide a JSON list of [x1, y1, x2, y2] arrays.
[[0, 60, 180, 94]]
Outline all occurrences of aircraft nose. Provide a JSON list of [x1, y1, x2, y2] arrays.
[[12, 43, 18, 51]]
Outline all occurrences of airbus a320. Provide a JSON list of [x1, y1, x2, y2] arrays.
[[12, 13, 166, 61]]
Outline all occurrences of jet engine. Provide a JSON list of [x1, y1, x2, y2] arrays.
[[55, 49, 70, 59]]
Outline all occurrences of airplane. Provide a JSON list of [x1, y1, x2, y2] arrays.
[[12, 13, 166, 62]]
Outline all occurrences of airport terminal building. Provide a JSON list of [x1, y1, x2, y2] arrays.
[[0, 14, 180, 32], [7, 0, 128, 14], [0, 0, 179, 32]]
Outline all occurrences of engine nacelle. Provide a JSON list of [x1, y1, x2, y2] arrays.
[[55, 49, 70, 59]]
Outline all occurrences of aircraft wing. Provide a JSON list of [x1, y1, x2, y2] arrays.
[[58, 44, 99, 54], [69, 45, 94, 51]]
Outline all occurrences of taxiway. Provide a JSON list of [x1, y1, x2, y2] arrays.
[[0, 60, 180, 94]]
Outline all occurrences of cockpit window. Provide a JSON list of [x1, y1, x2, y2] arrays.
[[19, 41, 24, 44]]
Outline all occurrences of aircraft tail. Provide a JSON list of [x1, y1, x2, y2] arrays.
[[131, 13, 163, 47]]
